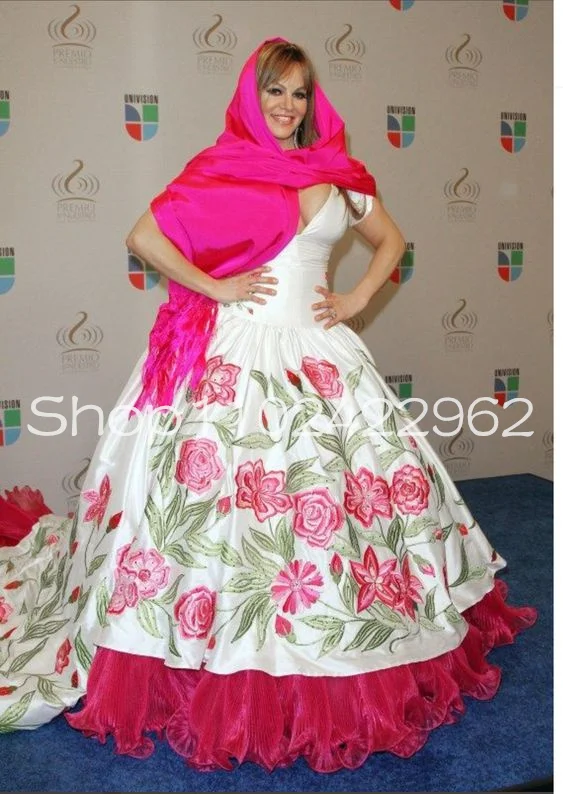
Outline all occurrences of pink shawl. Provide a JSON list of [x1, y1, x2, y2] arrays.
[[134, 36, 376, 411]]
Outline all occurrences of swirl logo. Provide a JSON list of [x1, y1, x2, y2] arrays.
[[444, 168, 480, 222], [498, 243, 524, 282], [52, 160, 99, 222], [56, 311, 103, 373], [493, 367, 520, 407], [128, 251, 160, 290], [62, 457, 91, 514], [542, 430, 553, 464], [500, 111, 527, 153], [442, 298, 478, 352], [439, 427, 474, 476], [390, 242, 414, 285], [0, 398, 21, 447], [48, 4, 96, 68], [503, 0, 529, 22], [325, 24, 365, 81], [0, 246, 15, 296], [0, 89, 10, 137], [445, 34, 482, 87], [193, 14, 237, 74], [344, 314, 366, 334]]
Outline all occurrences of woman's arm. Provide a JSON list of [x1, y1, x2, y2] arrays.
[[312, 196, 406, 329], [126, 210, 277, 304]]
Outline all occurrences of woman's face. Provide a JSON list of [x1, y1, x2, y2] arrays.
[[260, 64, 308, 150]]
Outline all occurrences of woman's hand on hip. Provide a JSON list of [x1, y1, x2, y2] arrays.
[[312, 285, 367, 329], [211, 267, 278, 305]]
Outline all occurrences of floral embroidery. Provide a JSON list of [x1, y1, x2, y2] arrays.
[[235, 460, 292, 522], [175, 438, 225, 494], [82, 474, 111, 525], [344, 468, 393, 526], [271, 560, 324, 614], [54, 638, 71, 674], [390, 464, 430, 516], [108, 569, 139, 614], [350, 545, 423, 618], [292, 488, 345, 548], [108, 544, 170, 614], [301, 356, 343, 398], [193, 355, 241, 407], [0, 596, 13, 624], [174, 586, 216, 639]]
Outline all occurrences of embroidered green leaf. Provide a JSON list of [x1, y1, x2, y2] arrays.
[[137, 600, 162, 638], [164, 543, 206, 568], [39, 558, 57, 590], [285, 469, 333, 493], [0, 691, 35, 733], [346, 518, 361, 558], [368, 602, 404, 626], [467, 565, 487, 581], [386, 516, 404, 556], [167, 613, 181, 658], [345, 620, 394, 652], [222, 573, 271, 593], [379, 447, 405, 471], [37, 591, 63, 621], [158, 574, 184, 606], [270, 375, 294, 408], [7, 638, 48, 675], [324, 455, 346, 473], [300, 616, 344, 631], [214, 422, 235, 447], [256, 603, 276, 650], [404, 517, 436, 538], [30, 522, 48, 557], [21, 619, 68, 642], [145, 494, 165, 551], [449, 541, 470, 588], [424, 586, 437, 621], [250, 528, 277, 554], [434, 468, 446, 510], [75, 586, 91, 621], [95, 581, 110, 628], [241, 537, 280, 577], [419, 616, 444, 632], [232, 593, 272, 642], [441, 522, 454, 542], [232, 432, 276, 449], [382, 409, 399, 442], [319, 624, 345, 657], [315, 433, 343, 456], [37, 677, 65, 707], [275, 516, 295, 563], [342, 573, 359, 614], [444, 604, 463, 624], [345, 365, 363, 396], [220, 541, 243, 567], [87, 554, 107, 577], [287, 401, 320, 450], [345, 427, 371, 460], [250, 370, 269, 398], [74, 628, 93, 672], [180, 493, 217, 537], [186, 535, 223, 556]]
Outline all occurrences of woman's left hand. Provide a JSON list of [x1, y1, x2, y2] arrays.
[[311, 285, 366, 330]]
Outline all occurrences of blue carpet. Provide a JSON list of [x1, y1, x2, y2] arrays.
[[0, 474, 552, 792]]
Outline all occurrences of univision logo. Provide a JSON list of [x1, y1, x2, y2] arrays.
[[500, 112, 527, 153], [48, 4, 96, 68], [128, 251, 160, 290], [52, 159, 99, 222], [56, 311, 103, 373], [389, 0, 416, 9], [0, 90, 10, 137], [124, 93, 159, 141], [494, 367, 519, 407], [502, 0, 529, 21], [0, 399, 21, 447], [442, 298, 478, 352], [390, 242, 414, 285], [444, 168, 480, 222], [62, 457, 91, 515], [325, 24, 365, 82], [439, 426, 474, 477], [0, 247, 15, 295], [193, 14, 237, 74], [498, 242, 524, 282], [445, 34, 483, 87], [387, 106, 415, 148], [384, 374, 413, 405]]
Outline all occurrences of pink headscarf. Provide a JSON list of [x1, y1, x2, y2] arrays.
[[134, 37, 376, 411]]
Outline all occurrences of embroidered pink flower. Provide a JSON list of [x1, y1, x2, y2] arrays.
[[433, 528, 443, 541], [275, 614, 293, 636], [301, 356, 343, 398], [330, 553, 343, 577], [458, 523, 469, 536], [55, 638, 71, 674], [174, 586, 216, 640], [292, 488, 345, 548], [408, 436, 418, 450], [46, 534, 59, 545], [0, 596, 13, 624], [216, 496, 232, 515], [3, 485, 52, 520], [271, 560, 324, 614], [108, 568, 139, 614], [344, 468, 393, 527], [351, 547, 424, 619], [390, 465, 430, 516], [83, 474, 111, 525], [235, 460, 292, 522], [175, 438, 224, 494], [193, 355, 241, 407], [117, 544, 170, 599]]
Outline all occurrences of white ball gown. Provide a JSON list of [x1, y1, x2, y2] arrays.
[[0, 187, 536, 772]]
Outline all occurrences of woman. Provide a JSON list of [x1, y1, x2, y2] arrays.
[[0, 38, 536, 773]]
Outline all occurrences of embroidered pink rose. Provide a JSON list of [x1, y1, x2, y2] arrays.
[[0, 596, 13, 624], [175, 438, 224, 494], [271, 560, 324, 614], [344, 468, 393, 527], [117, 544, 171, 599], [390, 465, 430, 516], [108, 568, 139, 614], [55, 638, 71, 674], [193, 355, 241, 407], [235, 460, 292, 522], [351, 545, 423, 619], [83, 474, 111, 525], [216, 496, 232, 515], [174, 586, 216, 640], [301, 356, 343, 398], [292, 488, 345, 548]]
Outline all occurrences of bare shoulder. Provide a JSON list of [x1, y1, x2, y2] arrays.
[[351, 195, 405, 250]]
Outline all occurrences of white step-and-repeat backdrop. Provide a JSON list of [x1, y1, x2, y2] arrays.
[[0, 0, 553, 514]]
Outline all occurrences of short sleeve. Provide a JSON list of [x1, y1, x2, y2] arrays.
[[346, 190, 374, 227]]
